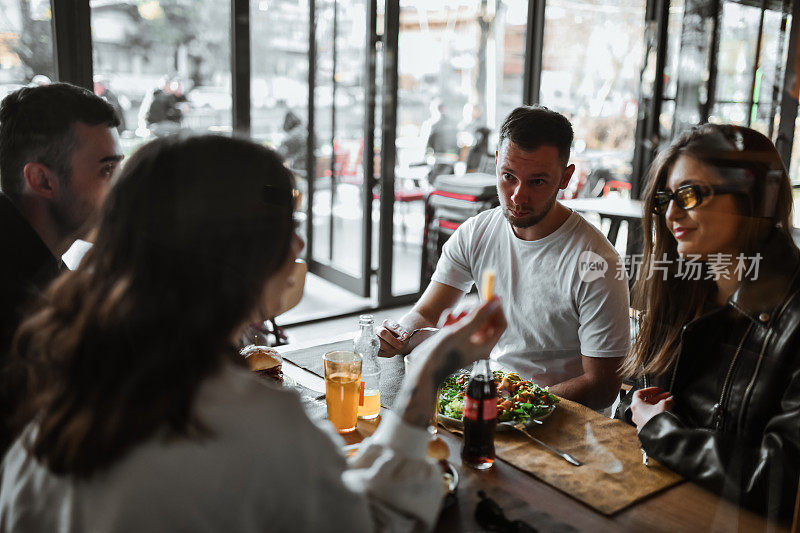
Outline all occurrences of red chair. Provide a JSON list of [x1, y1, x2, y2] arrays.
[[603, 180, 631, 197], [373, 188, 426, 244]]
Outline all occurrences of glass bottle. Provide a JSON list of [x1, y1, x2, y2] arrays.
[[461, 359, 497, 470], [354, 314, 381, 419]]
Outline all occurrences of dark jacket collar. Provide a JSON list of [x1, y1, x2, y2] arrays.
[[728, 228, 800, 324], [0, 193, 62, 283]]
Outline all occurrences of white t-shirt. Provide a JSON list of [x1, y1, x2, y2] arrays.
[[431, 207, 630, 385], [0, 363, 445, 533]]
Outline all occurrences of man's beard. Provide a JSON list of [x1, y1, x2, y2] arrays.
[[502, 190, 558, 229]]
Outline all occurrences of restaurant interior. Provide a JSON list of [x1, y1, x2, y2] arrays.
[[5, 0, 800, 324], [2, 0, 800, 531]]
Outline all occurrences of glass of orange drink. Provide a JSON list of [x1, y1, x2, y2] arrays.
[[323, 350, 362, 433]]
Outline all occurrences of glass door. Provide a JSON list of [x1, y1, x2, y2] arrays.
[[378, 0, 528, 305], [306, 0, 377, 297]]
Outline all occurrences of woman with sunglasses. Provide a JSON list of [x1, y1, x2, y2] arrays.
[[0, 135, 506, 531], [617, 123, 800, 521]]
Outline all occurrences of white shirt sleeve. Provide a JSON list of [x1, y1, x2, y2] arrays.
[[295, 409, 446, 533], [430, 218, 475, 292], [342, 412, 447, 531], [574, 250, 631, 358]]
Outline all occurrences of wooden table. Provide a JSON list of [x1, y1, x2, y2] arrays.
[[281, 349, 788, 533]]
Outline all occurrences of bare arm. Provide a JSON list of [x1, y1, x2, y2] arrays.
[[397, 298, 506, 427], [376, 281, 465, 357], [548, 356, 623, 410]]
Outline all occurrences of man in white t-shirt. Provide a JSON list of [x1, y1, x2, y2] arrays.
[[378, 106, 630, 409]]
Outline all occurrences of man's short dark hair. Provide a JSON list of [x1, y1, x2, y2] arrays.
[[0, 83, 119, 202], [498, 106, 574, 164]]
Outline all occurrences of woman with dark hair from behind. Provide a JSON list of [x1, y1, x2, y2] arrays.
[[617, 123, 800, 521], [0, 135, 506, 531]]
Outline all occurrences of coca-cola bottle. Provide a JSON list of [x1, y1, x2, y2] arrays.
[[461, 359, 497, 470]]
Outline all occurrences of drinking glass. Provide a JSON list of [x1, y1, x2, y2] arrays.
[[323, 350, 362, 433]]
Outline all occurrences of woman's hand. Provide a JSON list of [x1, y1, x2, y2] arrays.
[[419, 297, 506, 382], [398, 298, 506, 428], [631, 386, 674, 432]]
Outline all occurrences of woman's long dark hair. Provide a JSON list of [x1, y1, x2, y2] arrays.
[[621, 124, 793, 378], [11, 135, 296, 476]]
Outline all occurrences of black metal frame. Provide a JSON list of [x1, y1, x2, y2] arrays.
[[523, 0, 546, 105], [702, 0, 722, 124], [304, 0, 375, 298], [231, 0, 251, 135], [630, 0, 670, 199], [766, 0, 789, 140], [361, 0, 378, 297], [376, 0, 401, 306], [746, 0, 768, 128], [306, 0, 317, 262], [51, 0, 93, 90], [776, 0, 800, 168], [328, 1, 339, 262]]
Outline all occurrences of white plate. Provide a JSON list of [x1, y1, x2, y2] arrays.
[[437, 402, 557, 432]]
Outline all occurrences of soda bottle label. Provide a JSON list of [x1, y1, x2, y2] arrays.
[[463, 397, 497, 421]]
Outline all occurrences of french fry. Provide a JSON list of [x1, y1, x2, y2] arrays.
[[481, 269, 496, 302]]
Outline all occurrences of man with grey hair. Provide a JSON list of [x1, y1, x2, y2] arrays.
[[0, 82, 123, 451]]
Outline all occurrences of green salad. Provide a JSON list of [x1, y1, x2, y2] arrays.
[[438, 370, 559, 423]]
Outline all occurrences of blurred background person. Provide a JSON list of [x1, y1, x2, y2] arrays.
[[458, 101, 486, 147], [278, 110, 308, 172], [419, 99, 459, 181], [94, 76, 127, 133], [144, 78, 187, 137], [465, 126, 492, 173], [422, 99, 459, 157]]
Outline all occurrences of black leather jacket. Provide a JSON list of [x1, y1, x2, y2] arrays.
[[617, 230, 800, 522]]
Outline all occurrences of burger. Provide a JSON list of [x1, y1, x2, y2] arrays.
[[241, 345, 283, 384]]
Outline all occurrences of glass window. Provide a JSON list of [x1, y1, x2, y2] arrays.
[[250, 0, 310, 246], [310, 0, 369, 277], [90, 0, 231, 157], [664, 0, 685, 102], [658, 0, 685, 139], [250, 0, 309, 148], [708, 2, 762, 126], [393, 0, 527, 295], [748, 9, 788, 136], [709, 3, 790, 138], [397, 0, 526, 170], [541, 0, 646, 198], [0, 0, 54, 101]]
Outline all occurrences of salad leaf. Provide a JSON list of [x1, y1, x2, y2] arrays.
[[437, 370, 558, 424]]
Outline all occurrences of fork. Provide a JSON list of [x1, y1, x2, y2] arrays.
[[511, 422, 582, 466], [407, 327, 439, 341]]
